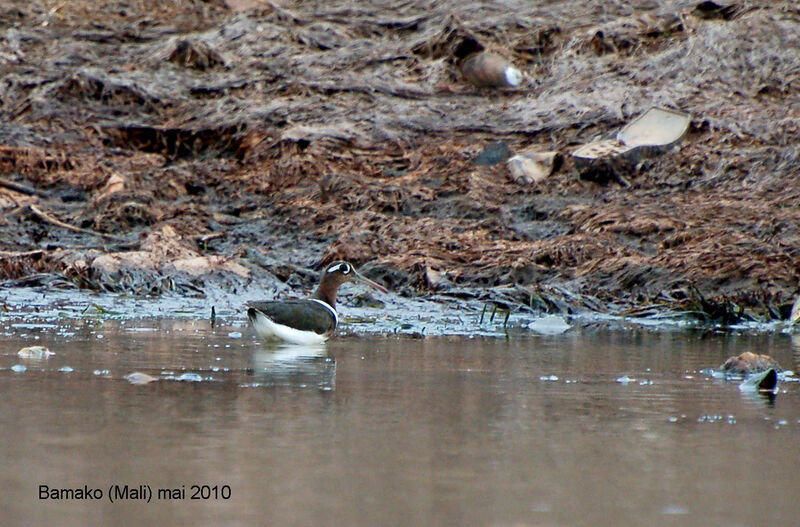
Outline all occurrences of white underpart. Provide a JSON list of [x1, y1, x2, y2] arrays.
[[250, 299, 338, 345], [504, 66, 522, 87], [251, 311, 328, 345]]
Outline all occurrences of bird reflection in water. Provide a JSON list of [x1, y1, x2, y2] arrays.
[[247, 342, 335, 391]]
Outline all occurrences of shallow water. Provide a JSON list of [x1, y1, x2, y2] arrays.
[[2, 300, 800, 526]]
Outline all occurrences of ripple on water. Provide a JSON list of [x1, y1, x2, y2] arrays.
[[667, 414, 688, 423], [696, 414, 737, 424]]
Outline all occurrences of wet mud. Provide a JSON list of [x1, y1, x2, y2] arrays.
[[1, 1, 799, 326]]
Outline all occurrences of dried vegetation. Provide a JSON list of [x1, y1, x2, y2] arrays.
[[0, 0, 799, 322]]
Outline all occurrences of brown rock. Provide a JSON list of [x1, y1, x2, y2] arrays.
[[460, 52, 522, 88], [719, 351, 782, 375]]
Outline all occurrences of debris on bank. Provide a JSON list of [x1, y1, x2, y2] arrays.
[[572, 107, 690, 186], [455, 36, 523, 89], [0, 1, 798, 326], [507, 151, 561, 185]]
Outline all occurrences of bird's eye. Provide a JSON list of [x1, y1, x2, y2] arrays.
[[327, 262, 350, 274]]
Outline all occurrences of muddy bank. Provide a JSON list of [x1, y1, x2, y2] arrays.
[[0, 0, 799, 324]]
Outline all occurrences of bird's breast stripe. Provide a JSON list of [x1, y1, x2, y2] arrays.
[[310, 298, 338, 327]]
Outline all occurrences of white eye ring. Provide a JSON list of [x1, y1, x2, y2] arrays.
[[328, 263, 351, 274]]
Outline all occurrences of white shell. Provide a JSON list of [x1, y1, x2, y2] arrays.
[[504, 66, 522, 87]]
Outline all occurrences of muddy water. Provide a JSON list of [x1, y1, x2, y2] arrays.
[[2, 307, 800, 526]]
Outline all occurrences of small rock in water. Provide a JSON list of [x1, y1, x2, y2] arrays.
[[17, 346, 54, 360], [124, 372, 159, 385], [59, 366, 74, 373], [528, 315, 571, 335], [175, 372, 203, 382], [661, 505, 689, 515], [11, 364, 27, 373], [719, 352, 781, 375]]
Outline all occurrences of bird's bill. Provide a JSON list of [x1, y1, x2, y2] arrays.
[[353, 270, 388, 293]]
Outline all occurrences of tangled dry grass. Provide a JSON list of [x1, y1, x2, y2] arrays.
[[0, 0, 798, 320]]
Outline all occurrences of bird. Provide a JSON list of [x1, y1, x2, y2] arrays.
[[247, 261, 388, 345], [454, 37, 522, 89]]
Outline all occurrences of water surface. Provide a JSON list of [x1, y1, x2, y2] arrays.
[[1, 310, 799, 526]]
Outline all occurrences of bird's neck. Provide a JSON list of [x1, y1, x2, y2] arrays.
[[312, 283, 337, 309]]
